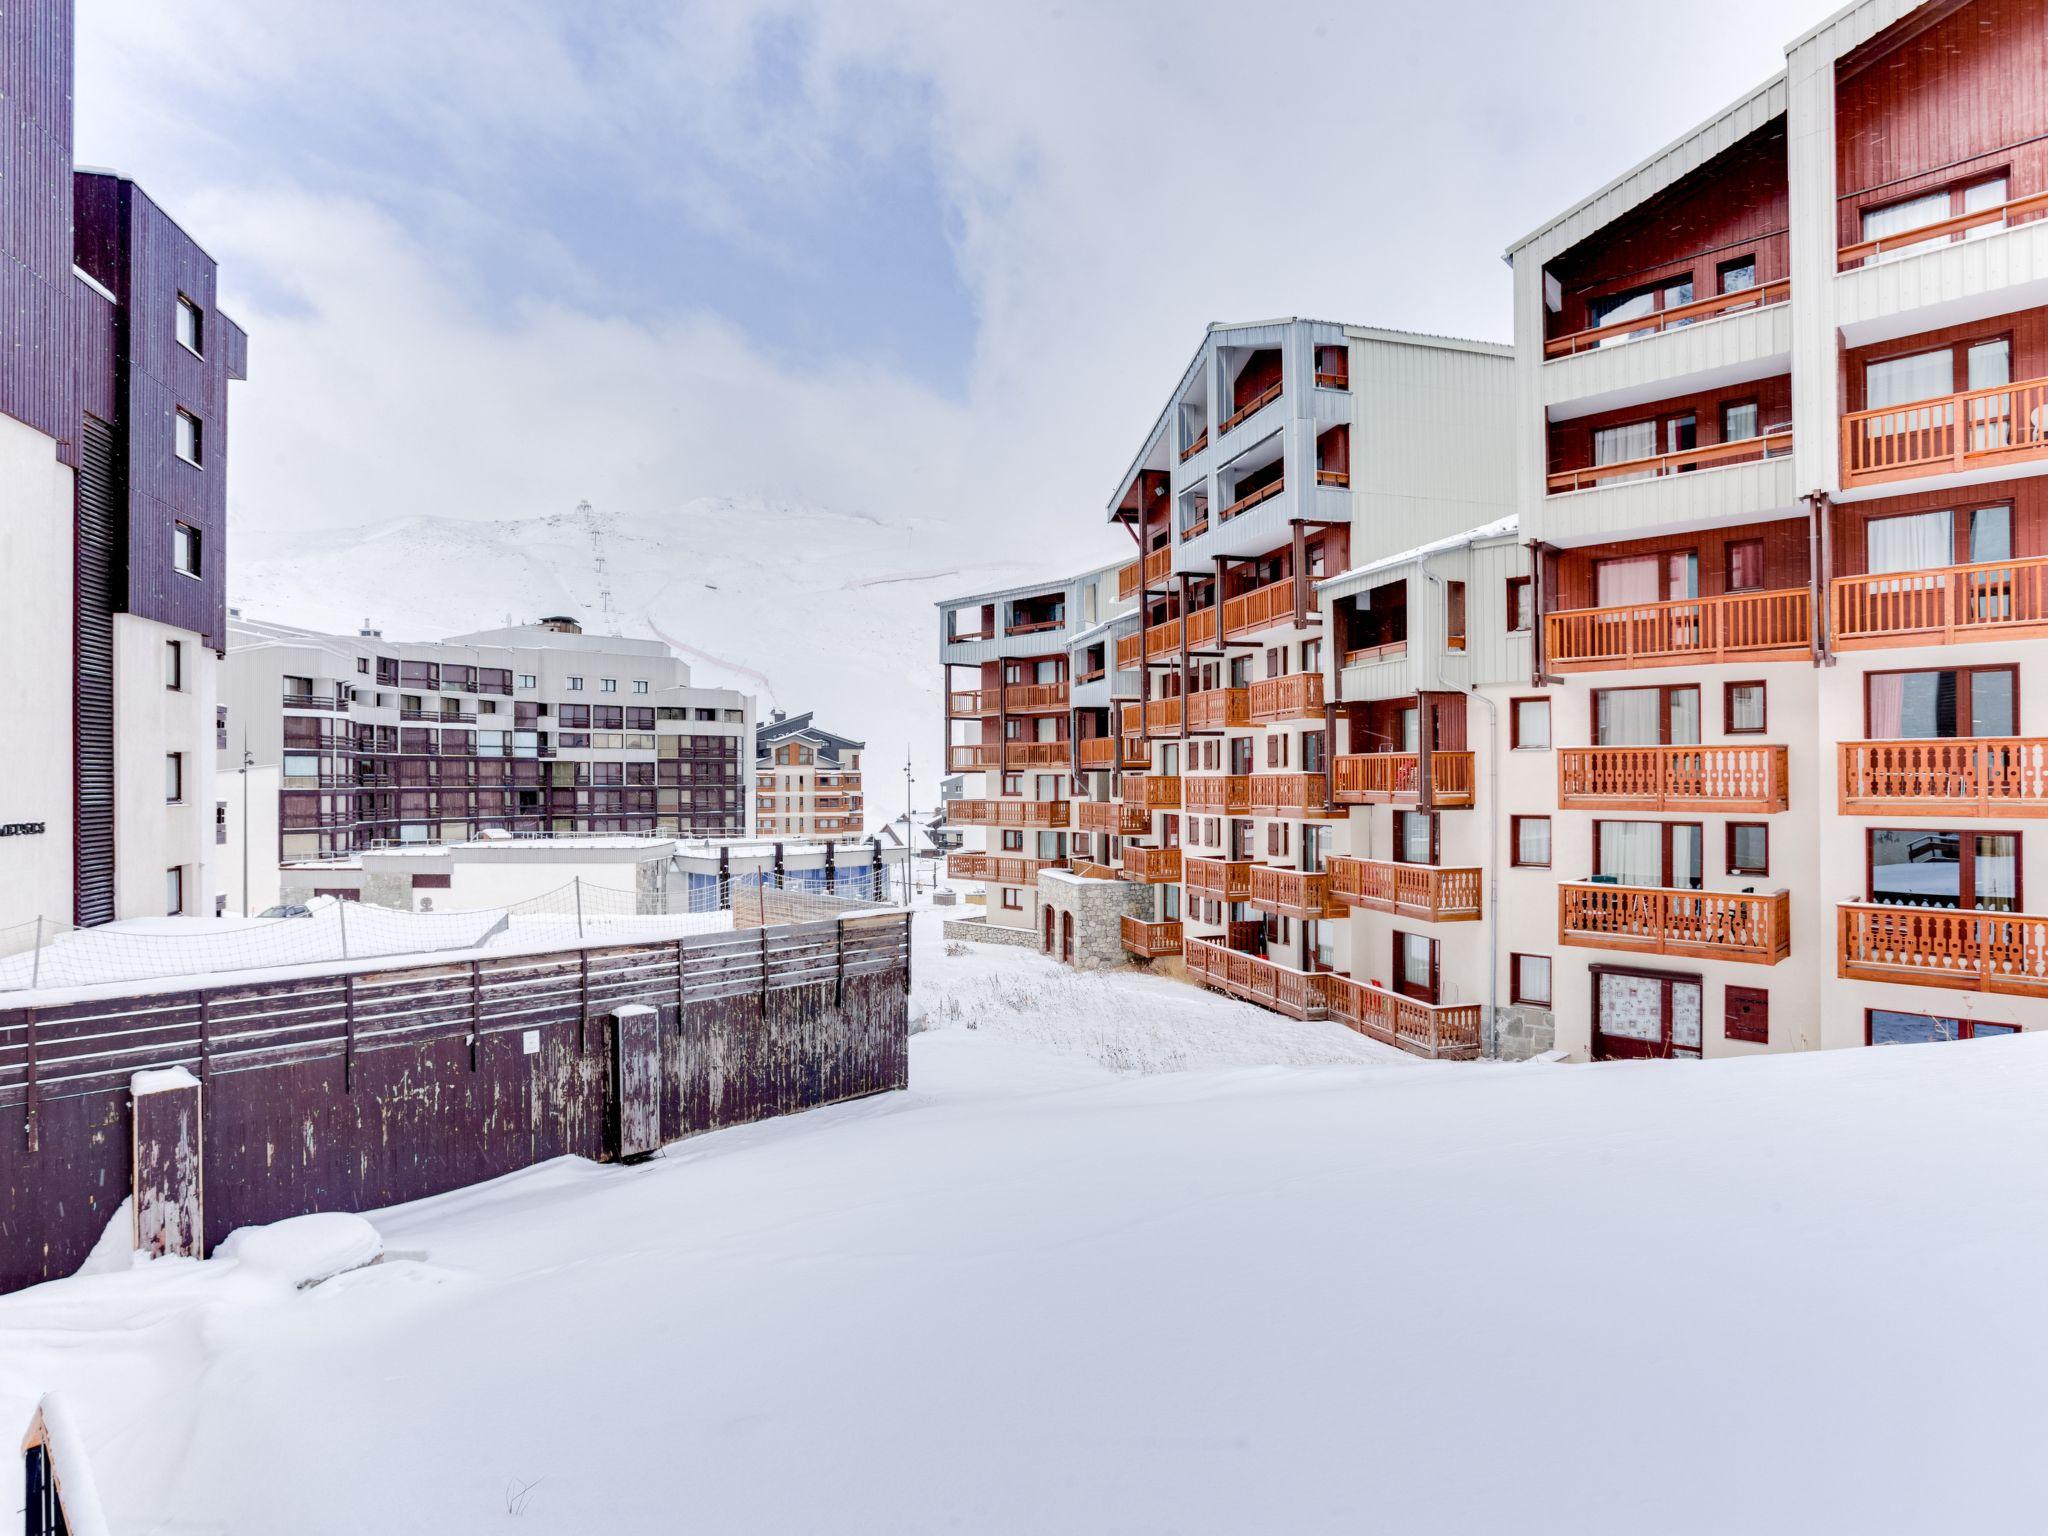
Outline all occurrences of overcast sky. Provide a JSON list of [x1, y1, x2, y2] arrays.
[[76, 0, 1843, 565]]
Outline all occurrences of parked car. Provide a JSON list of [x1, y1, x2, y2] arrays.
[[257, 904, 313, 919]]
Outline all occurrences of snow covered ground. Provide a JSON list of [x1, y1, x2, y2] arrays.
[[4, 912, 2046, 1532]]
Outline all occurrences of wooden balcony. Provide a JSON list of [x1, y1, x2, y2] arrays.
[[949, 798, 1070, 828], [1184, 936, 1329, 1020], [1332, 752, 1476, 808], [1121, 916, 1184, 960], [1547, 430, 1790, 494], [1831, 555, 2048, 648], [1341, 640, 1408, 668], [1218, 381, 1282, 435], [1222, 578, 1296, 639], [1557, 745, 1790, 813], [1544, 588, 1810, 671], [947, 852, 1065, 885], [1559, 883, 1790, 966], [1837, 188, 2048, 270], [1837, 902, 2048, 997], [1004, 617, 1065, 637], [1325, 858, 1481, 922], [1248, 773, 1337, 817], [947, 741, 1073, 772], [1119, 697, 1183, 737], [1076, 798, 1148, 836], [1116, 546, 1174, 601], [1326, 974, 1481, 1060], [1838, 738, 2048, 817], [1187, 687, 1251, 731], [1841, 374, 2048, 487], [1180, 428, 1208, 462], [1316, 469, 1350, 487], [1247, 672, 1324, 722], [1246, 864, 1337, 920], [1130, 773, 1181, 810], [1543, 279, 1791, 358], [1184, 856, 1252, 902], [1078, 737, 1121, 769], [1185, 774, 1252, 813], [1221, 478, 1285, 521], [1121, 845, 1183, 884]]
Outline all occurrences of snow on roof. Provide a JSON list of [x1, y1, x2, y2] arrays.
[[1319, 515, 1521, 591]]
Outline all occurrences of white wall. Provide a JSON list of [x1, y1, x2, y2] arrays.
[[214, 762, 281, 916], [114, 617, 220, 919]]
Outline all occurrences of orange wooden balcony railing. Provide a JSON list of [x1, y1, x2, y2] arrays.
[[1119, 697, 1184, 736], [1181, 516, 1210, 542], [1559, 882, 1790, 966], [1841, 374, 2048, 486], [1246, 864, 1338, 920], [1831, 555, 2048, 647], [1187, 687, 1251, 731], [1557, 745, 1790, 813], [1545, 588, 1811, 671], [1248, 773, 1337, 817], [1184, 856, 1252, 902], [1325, 857, 1482, 922], [1185, 774, 1253, 813], [1218, 381, 1282, 435], [1129, 773, 1181, 810], [1121, 845, 1183, 884], [1184, 936, 1329, 1020], [1248, 672, 1324, 722], [1079, 736, 1142, 770], [1332, 752, 1476, 808], [949, 798, 1069, 829], [1326, 974, 1481, 1060], [946, 741, 1073, 772], [1315, 468, 1351, 487], [1004, 618, 1065, 637], [1179, 427, 1209, 462], [1076, 799, 1148, 836], [1837, 902, 2048, 997], [1221, 578, 1296, 639], [946, 852, 1066, 884], [1115, 546, 1175, 602], [1341, 640, 1408, 668], [1547, 430, 1791, 494], [1544, 278, 1791, 358], [1838, 738, 2048, 817], [1115, 631, 1144, 671], [1837, 188, 2048, 270], [1220, 478, 1285, 522], [1120, 916, 1184, 960], [948, 682, 1069, 716]]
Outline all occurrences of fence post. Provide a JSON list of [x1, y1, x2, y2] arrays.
[[337, 897, 351, 960], [575, 877, 585, 941], [834, 917, 845, 1006], [902, 911, 914, 996], [758, 925, 770, 1023], [342, 975, 357, 1092], [29, 916, 42, 991], [468, 959, 483, 1072], [197, 991, 212, 1082], [578, 951, 590, 1053]]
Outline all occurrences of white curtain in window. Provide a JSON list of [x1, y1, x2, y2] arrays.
[[1600, 821, 1663, 887], [1596, 688, 1663, 746], [1596, 556, 1662, 607], [1867, 510, 1952, 575], [1862, 191, 1951, 261], [1866, 350, 1954, 410], [1593, 421, 1658, 478]]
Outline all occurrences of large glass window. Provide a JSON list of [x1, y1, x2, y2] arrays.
[[1597, 821, 1702, 889], [1865, 348, 1954, 410], [1865, 510, 1953, 575], [1866, 667, 2015, 738], [1594, 686, 1699, 746], [1969, 505, 2013, 565], [1869, 829, 2019, 911], [1869, 1010, 2017, 1045]]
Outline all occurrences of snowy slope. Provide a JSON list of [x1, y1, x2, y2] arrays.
[[8, 913, 2044, 1533], [232, 500, 1058, 818]]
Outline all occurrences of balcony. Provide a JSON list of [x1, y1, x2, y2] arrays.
[[1544, 589, 1810, 671], [948, 683, 1069, 715], [1558, 882, 1790, 966], [1841, 375, 2048, 487], [1832, 556, 2048, 648], [1187, 687, 1251, 731], [947, 852, 1065, 884], [1218, 380, 1281, 435], [1247, 673, 1324, 722], [1221, 579, 1295, 639], [1543, 280, 1791, 358], [1184, 937, 1329, 1020], [1078, 737, 1127, 770], [1546, 431, 1791, 495], [1185, 775, 1252, 813], [1121, 916, 1184, 960], [1248, 774, 1336, 817], [1837, 188, 2048, 271], [1220, 477, 1285, 522], [1557, 745, 1790, 813], [946, 741, 1073, 772], [1326, 974, 1481, 1060], [1246, 864, 1337, 920], [1838, 739, 2048, 817], [1076, 799, 1148, 836], [1130, 773, 1181, 810], [1179, 428, 1208, 463], [1121, 845, 1183, 884], [281, 693, 341, 711], [1332, 753, 1476, 809], [1837, 903, 2048, 997], [1184, 856, 1252, 902], [1325, 858, 1482, 922], [1119, 698, 1183, 737], [949, 798, 1070, 829], [1117, 547, 1174, 601]]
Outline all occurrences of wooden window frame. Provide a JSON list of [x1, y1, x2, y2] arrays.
[[1510, 696, 1551, 750], [1723, 680, 1767, 735], [1725, 985, 1770, 1045], [1858, 326, 2014, 412], [1726, 821, 1770, 877], [1861, 663, 2019, 738], [1505, 576, 1532, 633], [1590, 683, 1700, 747], [1510, 952, 1552, 1007], [1510, 814, 1551, 869], [1391, 930, 1441, 1004], [1865, 826, 2024, 911], [1392, 809, 1441, 867], [1722, 532, 1766, 590], [1590, 963, 1705, 1060], [1445, 580, 1467, 653]]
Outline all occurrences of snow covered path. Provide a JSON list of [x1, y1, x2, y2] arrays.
[[4, 923, 2047, 1532]]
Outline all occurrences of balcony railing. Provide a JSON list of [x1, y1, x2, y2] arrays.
[[1247, 672, 1323, 722], [1559, 882, 1790, 966], [281, 693, 342, 711], [1544, 588, 1810, 671], [1325, 858, 1482, 922], [1005, 617, 1065, 637], [949, 799, 1069, 828], [1837, 188, 2048, 269], [1117, 546, 1174, 600], [1121, 845, 1183, 884], [1248, 773, 1336, 817], [1222, 578, 1296, 638], [1184, 856, 1252, 902], [1185, 774, 1252, 813], [1838, 738, 2048, 817], [1246, 864, 1337, 919], [1557, 745, 1790, 813], [1326, 974, 1481, 1060], [1837, 902, 2048, 996], [1543, 279, 1791, 358], [1220, 478, 1285, 522], [946, 741, 1073, 772], [1547, 430, 1790, 493], [1179, 428, 1208, 463], [1078, 737, 1122, 770], [1129, 773, 1181, 810], [947, 852, 1066, 885], [1121, 916, 1184, 960], [1187, 687, 1251, 731], [1119, 698, 1184, 737], [1184, 936, 1329, 1020], [1841, 374, 2048, 485], [1315, 469, 1350, 487], [1332, 752, 1476, 808], [1832, 555, 2048, 648], [1218, 381, 1282, 435], [1077, 799, 1149, 836], [1341, 640, 1408, 668]]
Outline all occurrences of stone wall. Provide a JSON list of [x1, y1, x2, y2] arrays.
[[1036, 873, 1154, 972], [942, 916, 1041, 950], [1491, 1004, 1556, 1062]]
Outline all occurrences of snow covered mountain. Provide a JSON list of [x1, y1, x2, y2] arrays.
[[230, 499, 1054, 825]]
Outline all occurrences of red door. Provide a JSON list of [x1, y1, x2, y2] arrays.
[[1043, 904, 1055, 954], [1061, 911, 1075, 964]]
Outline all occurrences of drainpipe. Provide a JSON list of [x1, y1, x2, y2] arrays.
[[1805, 490, 1835, 667]]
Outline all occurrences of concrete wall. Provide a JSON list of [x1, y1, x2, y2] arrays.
[[113, 616, 218, 918], [215, 763, 282, 916]]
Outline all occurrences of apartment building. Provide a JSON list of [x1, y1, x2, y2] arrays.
[[755, 711, 866, 836], [1501, 0, 2048, 1058], [0, 0, 249, 932], [219, 616, 754, 914]]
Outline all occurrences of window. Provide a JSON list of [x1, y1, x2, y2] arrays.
[[1444, 581, 1466, 652], [165, 866, 184, 916], [601, 679, 617, 693], [1511, 816, 1551, 868], [1393, 810, 1436, 865], [633, 680, 649, 694], [1000, 888, 1023, 911], [1725, 986, 1770, 1045], [1724, 682, 1766, 734], [517, 674, 537, 690], [1721, 402, 1759, 445], [1392, 932, 1439, 1003], [1510, 954, 1552, 1008], [165, 753, 184, 803], [1596, 820, 1704, 889], [174, 408, 202, 465], [1867, 1009, 2017, 1045], [1716, 255, 1756, 294], [164, 639, 183, 690], [172, 522, 202, 577], [1866, 666, 2015, 738], [1511, 697, 1550, 749], [1724, 537, 1764, 591], [176, 294, 204, 354], [1505, 576, 1532, 633], [1727, 823, 1769, 877], [1869, 828, 2018, 911], [1593, 685, 1699, 746], [566, 676, 583, 691]]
